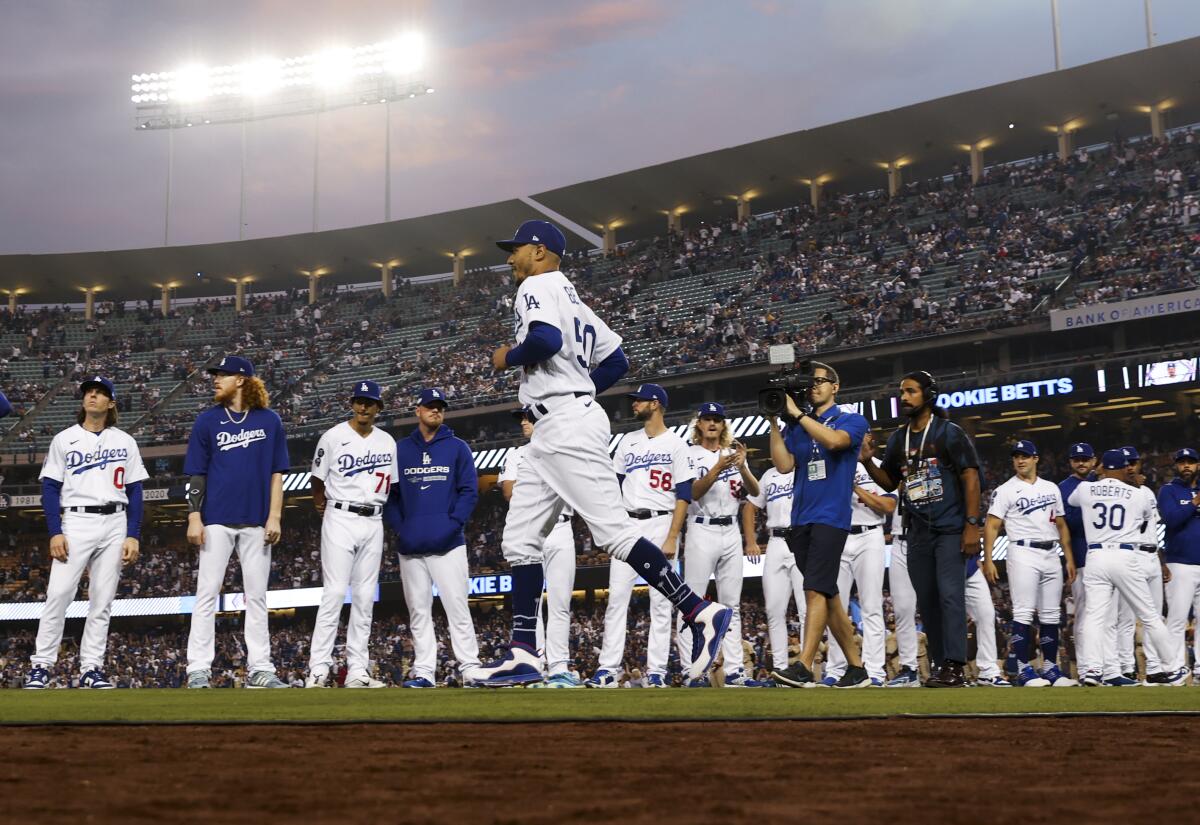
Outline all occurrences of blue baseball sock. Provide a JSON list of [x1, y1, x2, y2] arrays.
[[1011, 621, 1032, 667], [625, 539, 704, 618], [1039, 624, 1060, 671], [510, 563, 542, 650]]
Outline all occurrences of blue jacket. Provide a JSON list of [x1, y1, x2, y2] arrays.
[[1058, 474, 1094, 568], [385, 424, 478, 556], [1158, 477, 1200, 565]]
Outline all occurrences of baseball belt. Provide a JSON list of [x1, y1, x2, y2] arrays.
[[530, 391, 590, 421], [65, 504, 126, 515], [694, 516, 733, 526], [332, 501, 382, 517], [627, 509, 671, 519], [770, 527, 791, 538], [1087, 542, 1138, 551], [849, 524, 881, 535], [1013, 539, 1056, 550]]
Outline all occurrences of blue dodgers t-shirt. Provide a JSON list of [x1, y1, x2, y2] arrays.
[[184, 406, 290, 526], [784, 406, 869, 531]]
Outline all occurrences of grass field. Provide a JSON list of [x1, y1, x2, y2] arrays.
[[3, 686, 1198, 724]]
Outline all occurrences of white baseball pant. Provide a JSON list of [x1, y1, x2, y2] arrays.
[[535, 518, 577, 675], [1078, 547, 1175, 679], [761, 535, 805, 671], [307, 507, 384, 680], [398, 545, 482, 681], [187, 524, 274, 676], [889, 537, 919, 672], [31, 512, 126, 672], [597, 514, 675, 677], [1070, 571, 1088, 672], [1073, 569, 1121, 678], [825, 527, 886, 682], [1165, 562, 1200, 674], [965, 566, 1002, 679], [1007, 544, 1063, 625], [677, 520, 744, 676]]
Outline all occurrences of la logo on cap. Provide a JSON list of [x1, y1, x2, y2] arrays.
[[361, 383, 369, 391], [433, 390, 441, 398], [532, 235, 540, 241], [220, 358, 226, 365], [94, 376, 101, 382]]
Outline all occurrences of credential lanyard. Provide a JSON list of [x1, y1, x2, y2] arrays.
[[903, 417, 934, 472], [809, 409, 840, 461]]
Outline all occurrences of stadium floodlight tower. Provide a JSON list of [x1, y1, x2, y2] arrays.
[[131, 32, 432, 244]]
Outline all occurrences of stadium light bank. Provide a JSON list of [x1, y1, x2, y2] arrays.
[[130, 32, 433, 243]]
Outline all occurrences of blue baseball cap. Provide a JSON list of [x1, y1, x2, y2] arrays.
[[511, 405, 532, 421], [416, 387, 447, 408], [1121, 445, 1140, 461], [207, 355, 255, 377], [1174, 447, 1200, 462], [1102, 449, 1130, 470], [627, 383, 668, 408], [496, 220, 567, 258], [1011, 440, 1038, 456], [351, 380, 383, 403], [80, 375, 115, 400], [697, 401, 726, 419], [1069, 443, 1095, 459]]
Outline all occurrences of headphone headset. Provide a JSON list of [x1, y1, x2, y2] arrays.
[[903, 370, 939, 406]]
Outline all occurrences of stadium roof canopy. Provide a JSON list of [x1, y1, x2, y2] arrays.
[[3, 37, 1199, 304]]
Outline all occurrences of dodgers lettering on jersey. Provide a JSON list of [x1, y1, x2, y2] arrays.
[[184, 406, 290, 526], [311, 421, 399, 506], [1067, 478, 1155, 547], [501, 445, 575, 517], [987, 476, 1064, 542], [613, 429, 695, 512], [688, 444, 743, 519], [850, 458, 892, 527], [513, 271, 621, 406], [747, 467, 794, 530], [40, 425, 149, 507]]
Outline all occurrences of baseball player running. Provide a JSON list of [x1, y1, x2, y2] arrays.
[[475, 220, 732, 687], [589, 383, 695, 688], [24, 377, 147, 690], [679, 402, 763, 687], [819, 446, 895, 687], [744, 466, 805, 678], [500, 407, 580, 688], [1068, 449, 1187, 686], [386, 388, 486, 687], [1159, 447, 1200, 685], [305, 381, 398, 689], [1058, 443, 1097, 679], [184, 356, 291, 689], [982, 440, 1076, 687]]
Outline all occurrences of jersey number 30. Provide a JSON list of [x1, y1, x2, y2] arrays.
[[1091, 503, 1126, 530], [574, 318, 596, 369]]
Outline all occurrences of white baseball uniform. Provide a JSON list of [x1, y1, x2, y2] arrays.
[[597, 427, 695, 678], [988, 476, 1066, 626], [33, 424, 148, 672], [824, 459, 890, 682], [677, 443, 747, 677], [1114, 484, 1165, 674], [1068, 478, 1175, 680], [889, 533, 920, 674], [746, 468, 805, 671], [500, 444, 577, 675], [307, 421, 398, 681], [965, 564, 1003, 680]]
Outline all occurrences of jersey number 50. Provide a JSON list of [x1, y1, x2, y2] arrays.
[[574, 318, 596, 369]]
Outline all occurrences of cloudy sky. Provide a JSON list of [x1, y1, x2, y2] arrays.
[[1, 0, 1197, 254]]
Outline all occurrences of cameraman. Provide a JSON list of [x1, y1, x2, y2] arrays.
[[860, 371, 981, 688], [766, 361, 871, 688]]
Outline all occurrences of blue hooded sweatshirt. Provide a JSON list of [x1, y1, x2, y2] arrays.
[[1158, 476, 1200, 566], [385, 424, 478, 556]]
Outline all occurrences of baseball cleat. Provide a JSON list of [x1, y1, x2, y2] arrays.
[[245, 671, 290, 689], [1017, 665, 1050, 688], [1122, 671, 1138, 682], [815, 675, 838, 688], [977, 675, 1013, 687], [885, 666, 921, 687], [345, 675, 386, 689], [1080, 672, 1104, 687], [584, 668, 621, 688], [186, 669, 212, 689], [644, 673, 669, 688], [724, 670, 768, 688], [1041, 665, 1077, 687], [475, 643, 544, 687], [24, 666, 50, 690], [685, 601, 733, 681], [684, 675, 710, 688], [833, 666, 872, 689], [1155, 667, 1190, 687], [770, 661, 815, 688], [1103, 675, 1140, 687], [531, 672, 583, 689], [305, 671, 330, 688], [79, 669, 115, 689], [402, 676, 436, 688]]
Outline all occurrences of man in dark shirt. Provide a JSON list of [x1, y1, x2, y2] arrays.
[[861, 371, 981, 687]]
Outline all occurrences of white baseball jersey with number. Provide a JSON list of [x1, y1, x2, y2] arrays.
[[311, 421, 399, 505], [747, 467, 793, 530], [40, 424, 149, 504], [501, 445, 575, 518], [988, 476, 1064, 541], [1068, 479, 1154, 546], [850, 458, 890, 527], [614, 429, 695, 511], [688, 445, 743, 519], [512, 270, 621, 405]]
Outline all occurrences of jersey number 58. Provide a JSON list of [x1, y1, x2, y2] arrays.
[[649, 469, 673, 491]]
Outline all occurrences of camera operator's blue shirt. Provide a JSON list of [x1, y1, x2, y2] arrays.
[[784, 406, 869, 531]]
